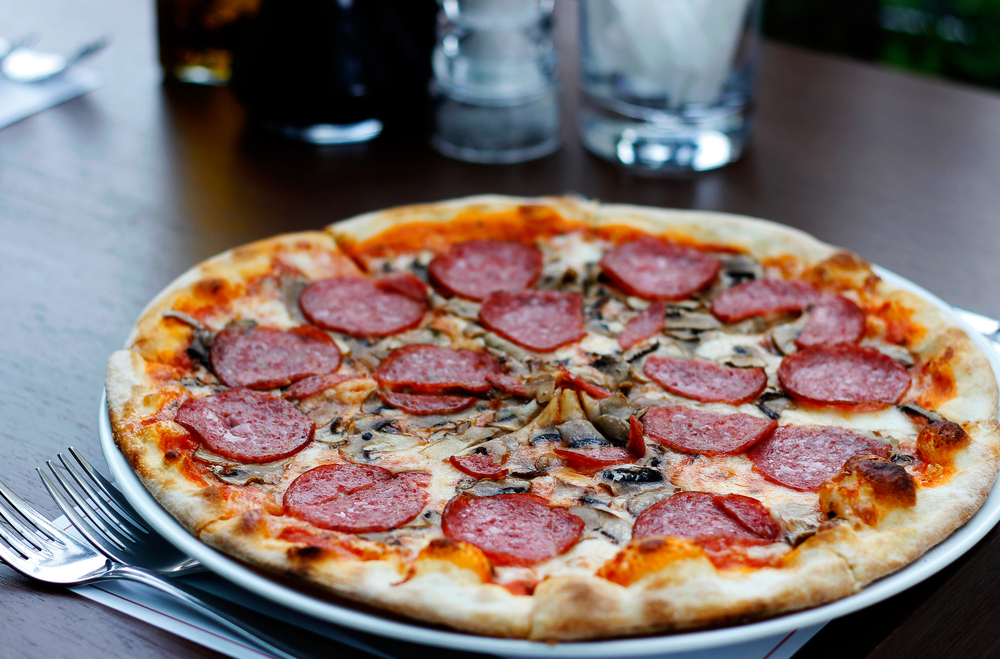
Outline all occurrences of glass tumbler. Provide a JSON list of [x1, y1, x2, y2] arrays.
[[579, 0, 761, 174], [431, 0, 560, 163]]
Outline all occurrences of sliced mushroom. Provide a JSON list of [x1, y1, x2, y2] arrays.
[[420, 426, 496, 461], [525, 373, 556, 403], [339, 428, 422, 463], [280, 276, 308, 322], [569, 506, 632, 544], [557, 419, 609, 449], [458, 477, 532, 496], [193, 447, 291, 486], [489, 399, 541, 431], [757, 391, 795, 420], [663, 308, 723, 332], [872, 342, 916, 367], [434, 297, 481, 321], [783, 516, 819, 546], [529, 427, 562, 446], [590, 355, 630, 385], [626, 486, 680, 516], [770, 314, 809, 355], [361, 393, 391, 415], [898, 402, 945, 424], [720, 254, 763, 287], [623, 341, 660, 363]]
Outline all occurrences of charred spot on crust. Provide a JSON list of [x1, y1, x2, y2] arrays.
[[164, 450, 181, 461], [917, 420, 969, 465], [288, 545, 324, 561], [845, 456, 917, 503]]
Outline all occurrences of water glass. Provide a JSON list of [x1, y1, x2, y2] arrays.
[[579, 0, 761, 174]]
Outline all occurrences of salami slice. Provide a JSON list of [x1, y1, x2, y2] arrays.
[[428, 240, 544, 301], [374, 345, 501, 393], [710, 279, 820, 323], [377, 391, 476, 415], [747, 425, 891, 491], [553, 447, 635, 470], [600, 238, 721, 300], [449, 454, 509, 479], [487, 372, 527, 396], [795, 295, 866, 348], [175, 388, 314, 463], [209, 325, 342, 389], [633, 492, 773, 544], [617, 301, 665, 350], [479, 291, 585, 352], [376, 272, 428, 302], [300, 276, 426, 338], [441, 494, 585, 566], [283, 464, 430, 533], [627, 415, 646, 458], [556, 365, 613, 399], [778, 345, 911, 409], [642, 406, 776, 455], [283, 373, 358, 400], [715, 494, 781, 540], [644, 357, 767, 405]]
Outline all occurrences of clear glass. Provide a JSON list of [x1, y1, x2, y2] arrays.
[[431, 0, 560, 163], [156, 0, 261, 85], [579, 0, 761, 175]]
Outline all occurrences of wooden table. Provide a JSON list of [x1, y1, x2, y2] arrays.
[[2, 1, 1000, 658]]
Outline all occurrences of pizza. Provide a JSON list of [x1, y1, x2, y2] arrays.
[[106, 195, 1000, 641]]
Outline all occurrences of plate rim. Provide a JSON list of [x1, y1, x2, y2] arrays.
[[99, 265, 1000, 658]]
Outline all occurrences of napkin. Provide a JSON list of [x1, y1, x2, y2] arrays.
[[0, 66, 101, 129]]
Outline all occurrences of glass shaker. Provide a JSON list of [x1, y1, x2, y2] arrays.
[[431, 0, 559, 163]]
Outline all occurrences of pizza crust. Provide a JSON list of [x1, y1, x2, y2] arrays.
[[107, 195, 1000, 641]]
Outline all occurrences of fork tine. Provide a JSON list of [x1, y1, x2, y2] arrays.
[[67, 447, 149, 532], [0, 481, 64, 557], [38, 468, 126, 561], [53, 454, 140, 542], [0, 479, 67, 543], [43, 462, 133, 551]]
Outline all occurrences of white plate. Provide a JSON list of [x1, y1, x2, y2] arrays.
[[99, 266, 1000, 658]]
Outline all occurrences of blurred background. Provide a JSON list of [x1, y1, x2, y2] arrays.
[[765, 0, 1000, 89]]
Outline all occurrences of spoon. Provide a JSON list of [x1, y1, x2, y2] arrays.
[[2, 36, 109, 83]]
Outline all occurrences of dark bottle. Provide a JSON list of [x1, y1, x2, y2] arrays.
[[230, 0, 437, 143]]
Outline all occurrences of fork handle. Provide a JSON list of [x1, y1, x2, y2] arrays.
[[102, 565, 316, 659]]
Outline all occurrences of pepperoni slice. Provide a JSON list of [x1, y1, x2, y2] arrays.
[[748, 425, 891, 491], [374, 345, 501, 393], [778, 345, 911, 409], [209, 325, 342, 389], [376, 272, 427, 302], [283, 464, 430, 533], [300, 276, 426, 338], [479, 291, 586, 352], [487, 372, 526, 396], [633, 492, 773, 544], [283, 373, 358, 400], [600, 238, 721, 300], [441, 494, 585, 566], [175, 388, 314, 463], [715, 494, 781, 540], [642, 406, 775, 455], [556, 365, 613, 399], [710, 279, 820, 323], [428, 241, 544, 301], [795, 295, 866, 348], [553, 447, 635, 470], [617, 301, 665, 350], [627, 416, 646, 458], [644, 357, 767, 405], [377, 391, 476, 415], [449, 454, 509, 479]]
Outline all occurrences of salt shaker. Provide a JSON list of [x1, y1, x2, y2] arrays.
[[431, 0, 559, 163]]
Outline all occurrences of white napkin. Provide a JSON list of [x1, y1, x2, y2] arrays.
[[0, 66, 101, 129]]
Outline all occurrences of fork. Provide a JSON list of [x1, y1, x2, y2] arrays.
[[0, 477, 313, 659], [39, 447, 201, 575], [37, 449, 396, 659]]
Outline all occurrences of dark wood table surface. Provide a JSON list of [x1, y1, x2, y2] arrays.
[[3, 1, 1000, 658]]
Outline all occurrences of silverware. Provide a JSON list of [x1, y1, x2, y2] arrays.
[[37, 449, 397, 659], [39, 448, 201, 575], [0, 477, 310, 659], [1, 35, 109, 83]]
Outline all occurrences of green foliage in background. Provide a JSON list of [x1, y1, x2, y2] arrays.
[[763, 0, 1000, 89]]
